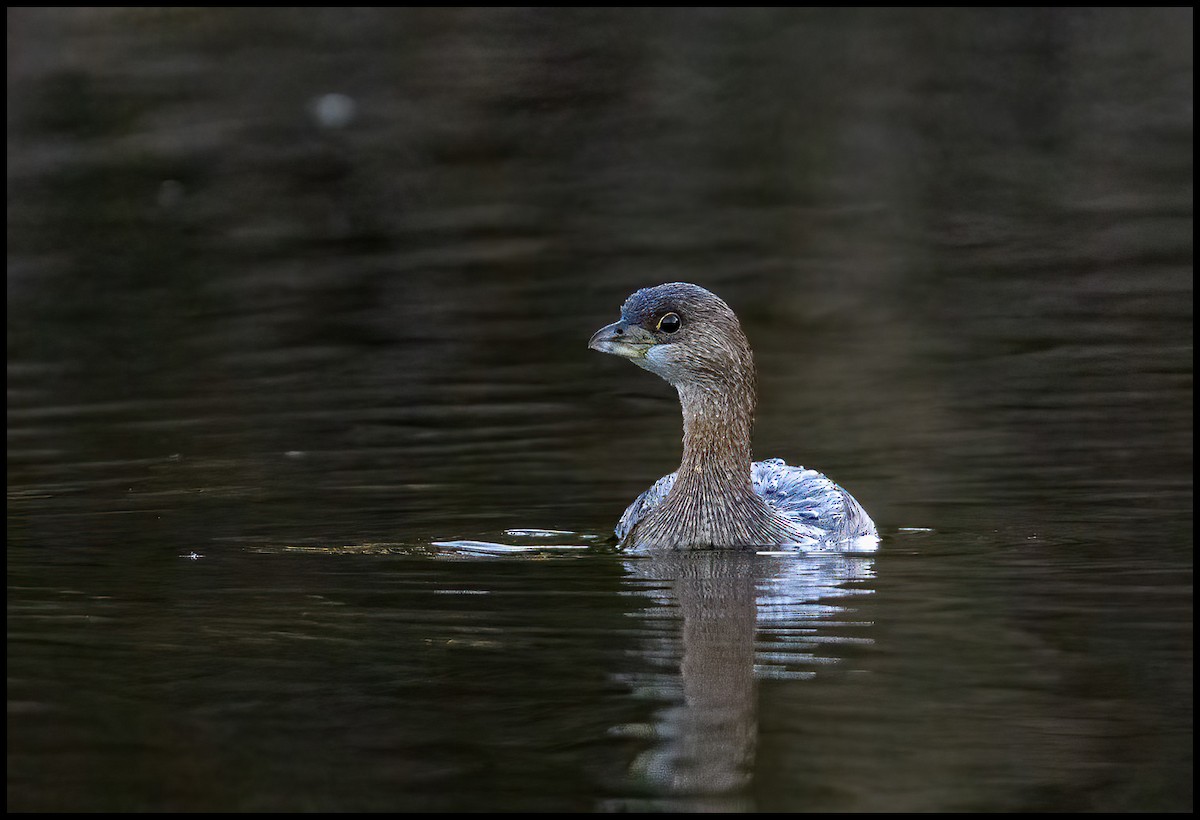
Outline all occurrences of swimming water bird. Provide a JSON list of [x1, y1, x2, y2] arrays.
[[588, 283, 878, 551]]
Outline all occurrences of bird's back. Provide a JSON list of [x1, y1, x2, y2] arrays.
[[616, 457, 877, 550]]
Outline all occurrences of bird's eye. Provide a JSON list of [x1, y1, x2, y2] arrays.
[[657, 312, 681, 333]]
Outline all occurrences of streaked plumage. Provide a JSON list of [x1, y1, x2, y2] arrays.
[[616, 458, 876, 550]]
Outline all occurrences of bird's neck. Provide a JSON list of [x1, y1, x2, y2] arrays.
[[676, 382, 757, 492], [637, 374, 790, 548]]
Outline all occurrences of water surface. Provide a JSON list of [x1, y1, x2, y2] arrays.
[[7, 8, 1192, 812]]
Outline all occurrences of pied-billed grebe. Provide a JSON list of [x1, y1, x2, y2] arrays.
[[589, 282, 878, 551]]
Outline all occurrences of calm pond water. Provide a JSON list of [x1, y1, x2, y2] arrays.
[[7, 8, 1192, 812]]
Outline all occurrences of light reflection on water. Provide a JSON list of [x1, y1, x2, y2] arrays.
[[613, 551, 876, 810]]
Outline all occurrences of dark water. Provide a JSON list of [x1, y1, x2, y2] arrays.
[[7, 8, 1192, 812]]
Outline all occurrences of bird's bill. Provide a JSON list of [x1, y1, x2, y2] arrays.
[[588, 319, 656, 360]]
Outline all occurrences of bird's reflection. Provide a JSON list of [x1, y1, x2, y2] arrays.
[[614, 551, 875, 809]]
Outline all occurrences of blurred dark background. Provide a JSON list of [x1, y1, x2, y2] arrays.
[[8, 8, 1192, 542], [7, 8, 1192, 812]]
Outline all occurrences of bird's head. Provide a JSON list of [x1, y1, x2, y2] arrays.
[[588, 282, 754, 391]]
